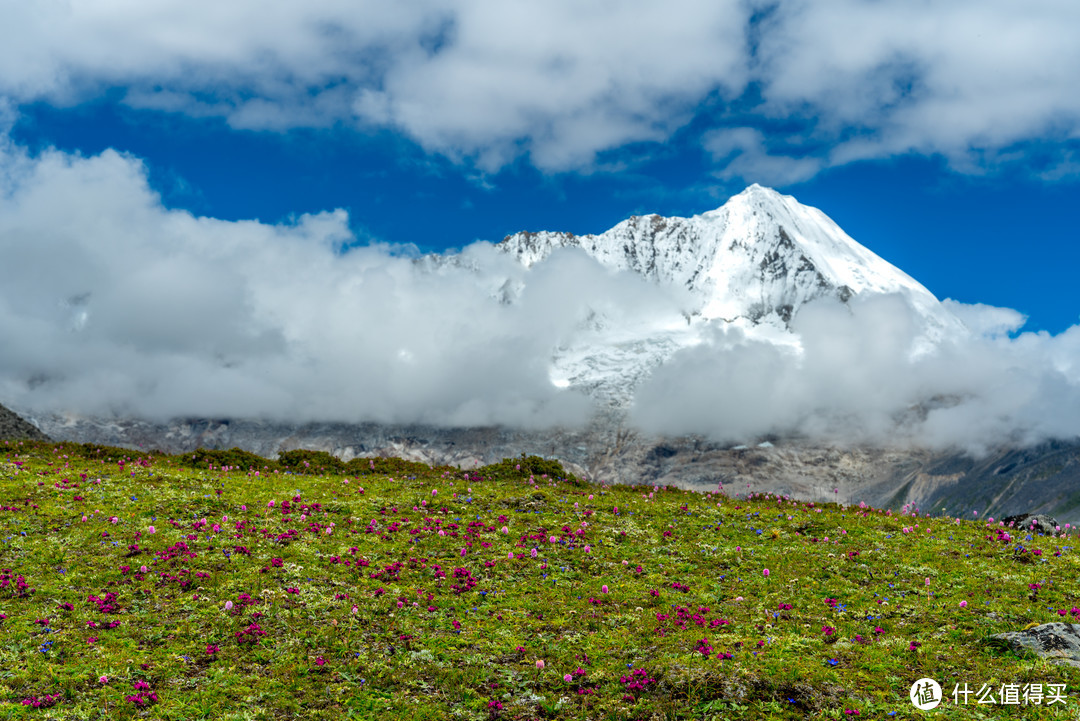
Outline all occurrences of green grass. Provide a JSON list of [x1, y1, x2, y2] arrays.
[[2, 439, 1079, 719]]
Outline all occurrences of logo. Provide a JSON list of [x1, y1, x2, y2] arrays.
[[910, 678, 942, 710]]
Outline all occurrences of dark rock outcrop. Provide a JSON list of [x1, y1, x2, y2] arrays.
[[0, 403, 51, 442], [999, 514, 1062, 536]]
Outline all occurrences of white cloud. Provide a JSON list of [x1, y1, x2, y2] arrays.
[[1, 1, 1077, 176], [629, 294, 1080, 453], [2, 139, 1080, 451], [704, 127, 824, 185], [755, 0, 1080, 173], [0, 140, 594, 426]]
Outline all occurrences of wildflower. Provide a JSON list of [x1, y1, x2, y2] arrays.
[[602, 585, 609, 594], [959, 601, 967, 608], [315, 656, 326, 666], [584, 545, 591, 553], [148, 526, 155, 534], [536, 659, 545, 669], [508, 552, 514, 559], [99, 676, 109, 684], [225, 600, 234, 611], [763, 569, 770, 578], [564, 674, 573, 682], [206, 644, 219, 655]]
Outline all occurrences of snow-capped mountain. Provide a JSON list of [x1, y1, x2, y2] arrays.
[[497, 184, 965, 403]]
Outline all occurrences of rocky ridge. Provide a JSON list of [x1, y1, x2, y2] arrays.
[[17, 406, 1080, 524]]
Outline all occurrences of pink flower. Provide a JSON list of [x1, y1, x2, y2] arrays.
[[925, 577, 930, 587], [501, 526, 509, 534], [268, 501, 275, 508], [508, 552, 514, 559], [431, 489, 438, 497], [99, 676, 109, 685], [460, 548, 467, 557], [602, 585, 609, 594], [959, 601, 968, 608], [147, 525, 155, 534], [225, 601, 233, 611], [564, 674, 573, 682], [536, 660, 545, 670], [584, 545, 591, 553], [763, 569, 770, 577]]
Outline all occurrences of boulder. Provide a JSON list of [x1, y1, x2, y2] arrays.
[[991, 623, 1080, 668], [1000, 513, 1061, 536]]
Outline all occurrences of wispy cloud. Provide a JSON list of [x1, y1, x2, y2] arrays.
[[3, 1, 1077, 178]]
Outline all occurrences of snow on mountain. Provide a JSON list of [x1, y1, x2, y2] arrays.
[[496, 184, 966, 404]]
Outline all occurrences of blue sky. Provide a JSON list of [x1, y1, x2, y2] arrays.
[[3, 0, 1080, 444]]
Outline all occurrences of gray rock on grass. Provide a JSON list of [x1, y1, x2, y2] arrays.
[[991, 623, 1080, 668], [1000, 513, 1062, 536]]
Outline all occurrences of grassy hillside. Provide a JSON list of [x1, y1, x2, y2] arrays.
[[1, 440, 1078, 719]]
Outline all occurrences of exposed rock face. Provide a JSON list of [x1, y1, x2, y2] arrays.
[[1000, 514, 1062, 536], [0, 403, 51, 442], [991, 623, 1080, 669], [19, 406, 1080, 524]]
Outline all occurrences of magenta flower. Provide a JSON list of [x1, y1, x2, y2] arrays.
[[536, 659, 545, 669], [225, 601, 233, 611], [602, 585, 609, 594], [763, 569, 770, 578], [147, 526, 155, 534], [564, 674, 573, 682]]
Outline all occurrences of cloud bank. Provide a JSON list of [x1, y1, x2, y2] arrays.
[[1, 1, 1078, 178], [1, 141, 1080, 452], [629, 295, 1080, 454]]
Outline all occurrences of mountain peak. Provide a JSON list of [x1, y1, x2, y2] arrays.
[[500, 186, 949, 326], [497, 188, 965, 402]]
